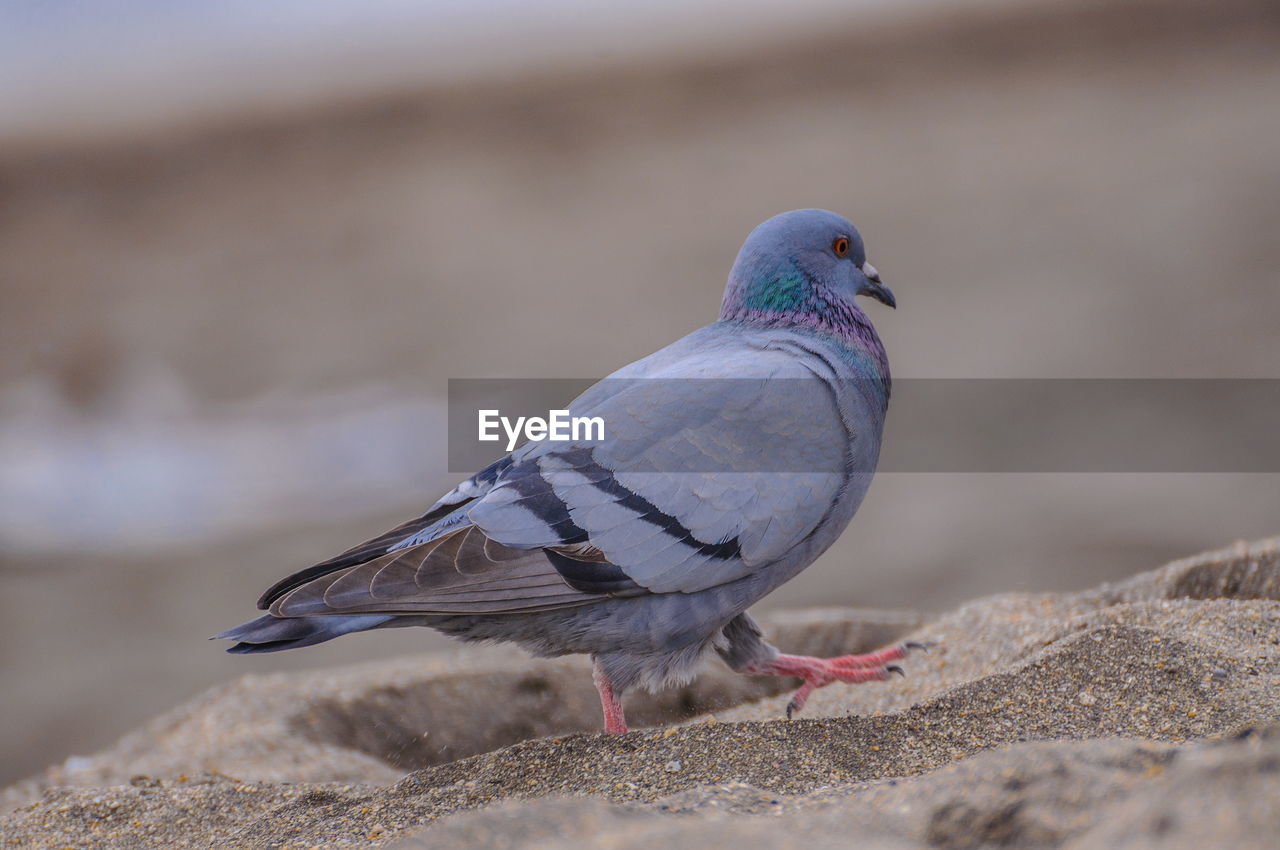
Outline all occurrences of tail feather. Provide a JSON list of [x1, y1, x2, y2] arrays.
[[213, 613, 392, 653]]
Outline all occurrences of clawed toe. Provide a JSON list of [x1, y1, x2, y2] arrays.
[[783, 661, 906, 720], [767, 644, 920, 722]]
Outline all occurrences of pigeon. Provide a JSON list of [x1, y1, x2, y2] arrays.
[[216, 208, 917, 733]]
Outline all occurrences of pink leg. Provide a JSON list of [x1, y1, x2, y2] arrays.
[[592, 656, 629, 734], [745, 641, 926, 719]]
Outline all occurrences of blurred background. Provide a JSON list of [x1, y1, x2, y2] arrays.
[[2, 0, 1278, 785]]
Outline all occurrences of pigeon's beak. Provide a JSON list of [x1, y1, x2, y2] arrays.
[[860, 262, 896, 309]]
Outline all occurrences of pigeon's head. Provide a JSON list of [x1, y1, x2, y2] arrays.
[[722, 209, 894, 321]]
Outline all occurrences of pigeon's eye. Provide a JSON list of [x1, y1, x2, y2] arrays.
[[832, 237, 850, 258]]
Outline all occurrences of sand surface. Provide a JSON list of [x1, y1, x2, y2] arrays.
[[3, 536, 1278, 848]]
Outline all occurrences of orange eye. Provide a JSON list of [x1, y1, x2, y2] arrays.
[[833, 237, 850, 258]]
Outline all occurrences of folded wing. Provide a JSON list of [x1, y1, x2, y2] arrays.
[[260, 332, 872, 616]]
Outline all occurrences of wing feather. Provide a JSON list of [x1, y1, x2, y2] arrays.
[[468, 340, 877, 595], [268, 526, 638, 617], [254, 326, 884, 618]]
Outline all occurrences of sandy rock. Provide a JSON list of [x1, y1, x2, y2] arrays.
[[392, 728, 1280, 850], [1061, 725, 1280, 850], [2, 537, 1278, 848], [0, 610, 921, 808]]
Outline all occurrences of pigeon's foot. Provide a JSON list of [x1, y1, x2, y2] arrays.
[[591, 656, 629, 734], [748, 642, 927, 719]]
